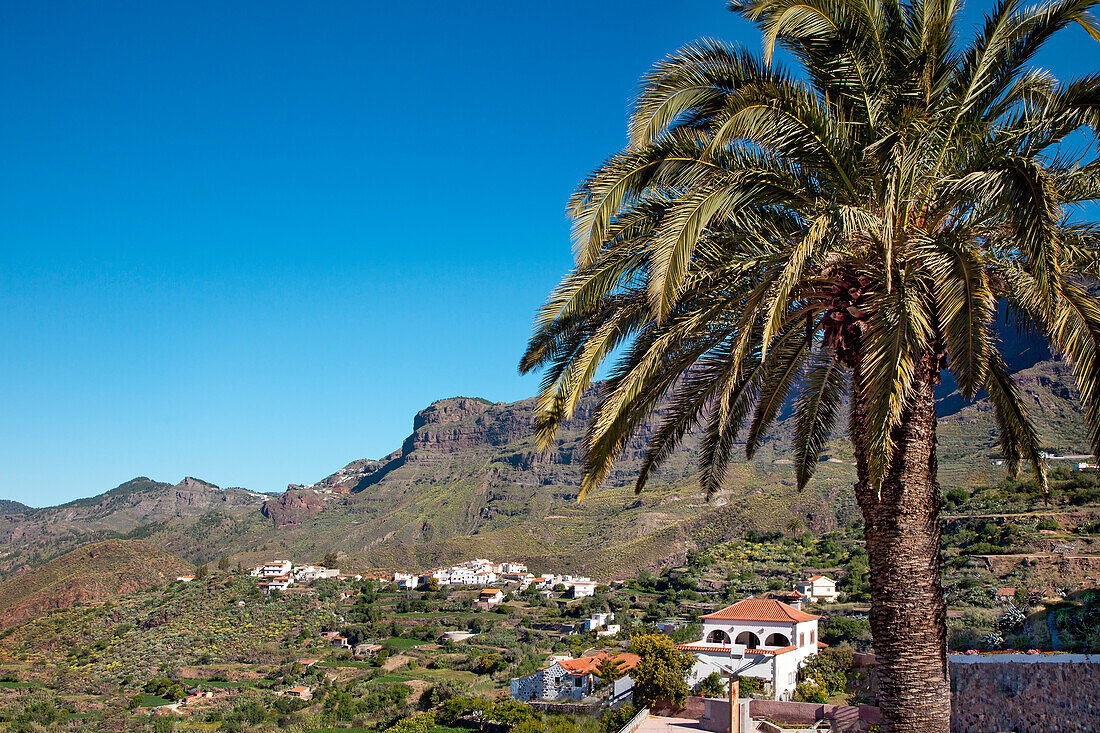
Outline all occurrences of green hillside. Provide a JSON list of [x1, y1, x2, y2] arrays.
[[0, 540, 195, 630]]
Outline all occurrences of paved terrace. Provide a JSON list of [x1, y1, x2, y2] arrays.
[[634, 716, 709, 733]]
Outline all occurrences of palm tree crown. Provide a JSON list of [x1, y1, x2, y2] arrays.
[[522, 0, 1100, 501]]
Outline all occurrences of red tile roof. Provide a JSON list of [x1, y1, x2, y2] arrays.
[[808, 575, 830, 582], [558, 652, 641, 676], [745, 645, 798, 656], [701, 598, 820, 623]]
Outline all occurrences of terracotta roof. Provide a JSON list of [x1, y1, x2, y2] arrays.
[[558, 652, 640, 676], [745, 645, 798, 656], [478, 589, 502, 598], [701, 598, 820, 623], [808, 575, 830, 582], [288, 686, 310, 694], [677, 642, 734, 653], [676, 642, 799, 656], [996, 587, 1016, 596]]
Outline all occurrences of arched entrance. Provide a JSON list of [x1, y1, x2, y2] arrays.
[[765, 632, 790, 647], [706, 629, 731, 645], [734, 631, 760, 649]]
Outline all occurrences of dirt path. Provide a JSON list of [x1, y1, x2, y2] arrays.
[[382, 653, 411, 671]]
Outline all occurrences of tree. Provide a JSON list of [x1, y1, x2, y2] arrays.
[[195, 565, 208, 580], [628, 633, 695, 709], [519, 1, 1100, 729], [218, 556, 230, 572], [322, 551, 339, 569], [697, 671, 726, 697], [595, 656, 628, 687]]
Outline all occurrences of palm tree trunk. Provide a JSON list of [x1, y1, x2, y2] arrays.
[[852, 349, 951, 733]]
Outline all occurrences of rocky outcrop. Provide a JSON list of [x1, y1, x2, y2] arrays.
[[300, 459, 385, 494], [261, 491, 325, 527]]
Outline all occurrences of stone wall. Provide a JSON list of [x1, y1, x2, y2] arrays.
[[950, 654, 1100, 733]]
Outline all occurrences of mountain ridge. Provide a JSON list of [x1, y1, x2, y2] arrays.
[[0, 354, 1092, 582]]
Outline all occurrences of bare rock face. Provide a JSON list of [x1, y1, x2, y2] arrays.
[[261, 491, 325, 527], [300, 459, 385, 494]]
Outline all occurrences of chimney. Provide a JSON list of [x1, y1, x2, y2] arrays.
[[790, 598, 803, 611]]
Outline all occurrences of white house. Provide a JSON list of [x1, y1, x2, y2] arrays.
[[794, 575, 838, 603], [502, 562, 528, 574], [252, 560, 293, 578], [678, 598, 821, 700], [474, 589, 505, 610], [294, 566, 339, 582], [571, 580, 597, 598], [263, 575, 293, 591], [510, 652, 640, 702], [473, 571, 498, 585], [584, 612, 614, 632], [393, 572, 417, 590]]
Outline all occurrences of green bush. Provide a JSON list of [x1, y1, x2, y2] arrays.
[[385, 712, 435, 733]]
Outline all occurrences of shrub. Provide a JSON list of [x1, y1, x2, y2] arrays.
[[1037, 516, 1059, 531], [697, 672, 725, 697], [385, 712, 435, 733]]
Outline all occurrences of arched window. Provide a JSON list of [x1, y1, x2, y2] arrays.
[[706, 630, 731, 645], [765, 633, 790, 647], [734, 631, 760, 649]]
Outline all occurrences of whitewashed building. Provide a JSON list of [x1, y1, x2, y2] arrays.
[[678, 598, 821, 700], [794, 575, 838, 603], [510, 652, 640, 702]]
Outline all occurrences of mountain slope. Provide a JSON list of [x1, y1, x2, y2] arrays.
[[0, 539, 194, 630], [0, 477, 267, 578], [0, 353, 1091, 581]]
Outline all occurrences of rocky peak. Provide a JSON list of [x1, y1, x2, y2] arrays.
[[175, 477, 219, 492], [413, 397, 494, 430]]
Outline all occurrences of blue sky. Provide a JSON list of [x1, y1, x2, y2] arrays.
[[2, 2, 1098, 505]]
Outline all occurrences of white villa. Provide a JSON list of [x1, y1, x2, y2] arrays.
[[794, 575, 838, 603], [678, 598, 822, 700]]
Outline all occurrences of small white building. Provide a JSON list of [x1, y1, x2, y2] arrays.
[[393, 572, 417, 590], [794, 575, 838, 603], [502, 562, 528, 574], [294, 566, 339, 582], [510, 652, 640, 702], [263, 575, 293, 591], [176, 575, 196, 583], [584, 613, 614, 632], [257, 560, 293, 577], [571, 580, 597, 598], [474, 589, 505, 610], [679, 598, 821, 700]]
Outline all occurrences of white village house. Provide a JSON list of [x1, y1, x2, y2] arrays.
[[794, 575, 838, 603], [473, 589, 505, 610], [510, 651, 640, 703], [678, 598, 822, 700]]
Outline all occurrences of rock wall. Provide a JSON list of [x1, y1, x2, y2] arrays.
[[950, 655, 1100, 732]]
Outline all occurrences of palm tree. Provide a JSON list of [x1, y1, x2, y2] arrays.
[[520, 0, 1100, 729]]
